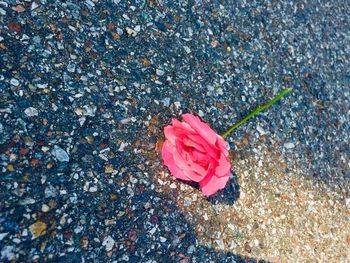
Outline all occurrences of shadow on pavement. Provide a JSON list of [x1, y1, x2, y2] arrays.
[[54, 188, 266, 263]]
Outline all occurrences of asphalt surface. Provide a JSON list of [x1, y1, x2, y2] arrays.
[[0, 0, 349, 262]]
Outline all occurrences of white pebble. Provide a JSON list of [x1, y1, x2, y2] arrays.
[[37, 83, 48, 89], [184, 46, 191, 54], [1, 246, 15, 260], [41, 204, 50, 212], [41, 146, 50, 152], [215, 239, 225, 250], [162, 98, 170, 107], [52, 146, 70, 162], [24, 107, 39, 117], [184, 197, 192, 206], [19, 197, 36, 205], [156, 69, 165, 76], [203, 213, 209, 221], [257, 125, 266, 135], [118, 142, 128, 152], [102, 236, 115, 251], [284, 142, 295, 149], [149, 227, 156, 235], [10, 78, 19, 86], [31, 2, 39, 10], [85, 0, 95, 7], [89, 186, 98, 193], [134, 25, 141, 32], [174, 101, 181, 109], [126, 27, 137, 37], [0, 233, 8, 241]]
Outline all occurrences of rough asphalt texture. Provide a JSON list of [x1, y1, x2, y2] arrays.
[[1, 0, 349, 262]]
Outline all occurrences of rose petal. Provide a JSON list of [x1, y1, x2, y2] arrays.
[[187, 134, 219, 159], [172, 118, 195, 134], [189, 149, 211, 167], [172, 145, 207, 182], [199, 172, 230, 196], [182, 137, 206, 152], [162, 141, 191, 181], [164, 118, 196, 145], [216, 136, 229, 157], [164, 126, 177, 145], [182, 113, 217, 146], [215, 153, 231, 177]]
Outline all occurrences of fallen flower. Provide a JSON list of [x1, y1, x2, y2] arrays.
[[162, 88, 292, 196], [162, 113, 230, 196]]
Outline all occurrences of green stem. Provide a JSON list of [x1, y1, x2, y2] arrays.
[[221, 88, 293, 138]]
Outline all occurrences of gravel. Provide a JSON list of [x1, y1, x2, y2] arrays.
[[0, 0, 349, 262]]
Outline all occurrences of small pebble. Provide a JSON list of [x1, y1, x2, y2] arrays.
[[0, 233, 8, 241], [89, 186, 98, 193], [41, 204, 50, 212], [257, 125, 266, 135], [284, 142, 295, 149], [126, 27, 137, 37], [183, 197, 192, 206], [29, 221, 47, 240], [187, 245, 195, 254], [24, 107, 39, 117], [162, 98, 170, 107], [1, 246, 15, 260], [102, 236, 115, 251], [19, 198, 36, 205], [156, 69, 165, 76], [31, 2, 39, 10], [10, 78, 19, 86], [67, 63, 75, 73], [52, 146, 70, 162]]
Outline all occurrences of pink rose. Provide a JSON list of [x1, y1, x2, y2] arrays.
[[161, 113, 231, 196]]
